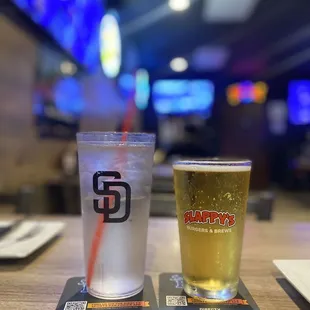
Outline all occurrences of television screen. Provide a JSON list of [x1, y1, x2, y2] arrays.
[[152, 79, 215, 116], [288, 80, 310, 125], [13, 0, 104, 69]]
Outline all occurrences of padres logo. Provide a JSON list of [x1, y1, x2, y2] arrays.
[[93, 171, 131, 223]]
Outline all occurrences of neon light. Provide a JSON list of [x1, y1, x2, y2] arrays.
[[227, 81, 268, 106], [100, 13, 121, 78], [135, 69, 150, 110]]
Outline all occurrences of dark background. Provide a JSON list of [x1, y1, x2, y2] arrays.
[[0, 0, 309, 198]]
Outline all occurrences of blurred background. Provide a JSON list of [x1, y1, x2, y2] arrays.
[[0, 0, 309, 216]]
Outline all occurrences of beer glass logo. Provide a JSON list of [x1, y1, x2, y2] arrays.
[[93, 171, 131, 223], [184, 210, 236, 227]]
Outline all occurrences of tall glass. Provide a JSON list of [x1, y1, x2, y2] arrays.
[[173, 159, 251, 302], [77, 132, 155, 300]]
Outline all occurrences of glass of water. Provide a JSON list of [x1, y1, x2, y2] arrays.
[[77, 132, 155, 300]]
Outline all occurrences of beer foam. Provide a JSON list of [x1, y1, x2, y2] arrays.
[[173, 161, 251, 172]]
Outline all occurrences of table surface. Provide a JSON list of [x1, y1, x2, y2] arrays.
[[1, 195, 310, 310]]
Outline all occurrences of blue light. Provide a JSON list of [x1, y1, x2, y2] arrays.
[[135, 69, 150, 110], [118, 73, 135, 100], [153, 79, 215, 116], [53, 78, 84, 115], [118, 70, 151, 110], [288, 80, 310, 125], [119, 74, 135, 90]]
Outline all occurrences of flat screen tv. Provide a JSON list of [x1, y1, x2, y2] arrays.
[[12, 0, 104, 69], [152, 79, 215, 116]]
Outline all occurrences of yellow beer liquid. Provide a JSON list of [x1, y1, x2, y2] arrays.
[[173, 163, 251, 297]]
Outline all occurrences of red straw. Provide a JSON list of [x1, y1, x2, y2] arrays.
[[86, 97, 136, 288]]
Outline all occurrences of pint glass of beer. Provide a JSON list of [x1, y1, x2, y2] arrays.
[[173, 159, 251, 301]]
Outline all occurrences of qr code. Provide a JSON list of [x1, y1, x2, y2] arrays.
[[64, 301, 87, 310], [166, 296, 188, 307]]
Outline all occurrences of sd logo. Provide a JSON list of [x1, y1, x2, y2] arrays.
[[93, 171, 131, 223]]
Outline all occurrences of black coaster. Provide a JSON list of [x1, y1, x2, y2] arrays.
[[159, 273, 259, 310], [56, 276, 158, 310]]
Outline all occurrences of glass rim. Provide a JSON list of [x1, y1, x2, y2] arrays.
[[173, 158, 252, 169], [76, 132, 155, 144], [173, 157, 252, 166]]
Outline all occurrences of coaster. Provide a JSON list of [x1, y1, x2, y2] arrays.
[[56, 276, 158, 310], [159, 273, 259, 309]]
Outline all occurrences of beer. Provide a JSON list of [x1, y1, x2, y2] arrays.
[[173, 160, 251, 301]]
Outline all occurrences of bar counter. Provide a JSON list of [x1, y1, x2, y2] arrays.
[[0, 195, 309, 309]]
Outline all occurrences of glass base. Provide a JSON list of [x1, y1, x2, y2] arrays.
[[88, 285, 143, 300], [183, 280, 238, 302]]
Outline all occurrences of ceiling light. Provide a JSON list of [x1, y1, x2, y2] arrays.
[[60, 61, 77, 75], [203, 0, 260, 22], [170, 57, 188, 72], [169, 0, 190, 12]]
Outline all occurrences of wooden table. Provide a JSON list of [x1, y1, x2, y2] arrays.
[[0, 195, 310, 309]]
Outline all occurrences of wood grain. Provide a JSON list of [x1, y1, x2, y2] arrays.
[[0, 195, 310, 309]]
